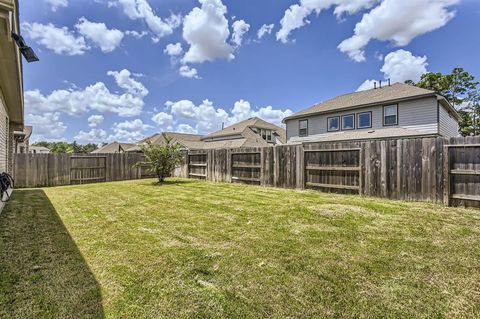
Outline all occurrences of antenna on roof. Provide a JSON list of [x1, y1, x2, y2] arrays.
[[388, 78, 391, 86], [374, 82, 377, 89], [379, 80, 382, 88], [222, 122, 224, 129]]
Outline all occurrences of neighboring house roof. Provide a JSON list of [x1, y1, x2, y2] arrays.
[[91, 142, 136, 154], [289, 127, 438, 144], [203, 117, 286, 142], [128, 132, 204, 152], [284, 83, 460, 121], [129, 118, 287, 151]]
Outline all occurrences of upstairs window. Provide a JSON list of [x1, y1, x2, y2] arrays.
[[383, 104, 398, 126], [327, 116, 340, 132], [299, 120, 308, 137], [357, 112, 372, 129], [342, 114, 355, 130], [266, 130, 272, 141]]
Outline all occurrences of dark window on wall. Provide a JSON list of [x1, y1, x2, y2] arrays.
[[342, 114, 355, 130], [383, 104, 398, 126], [299, 120, 308, 137], [327, 116, 340, 132], [357, 112, 372, 129]]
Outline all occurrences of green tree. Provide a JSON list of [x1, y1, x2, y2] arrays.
[[135, 135, 183, 184], [406, 67, 479, 136], [32, 141, 99, 154]]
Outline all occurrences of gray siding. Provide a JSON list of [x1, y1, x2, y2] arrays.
[[438, 103, 459, 137], [287, 97, 439, 140]]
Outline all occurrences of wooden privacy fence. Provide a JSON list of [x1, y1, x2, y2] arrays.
[[12, 136, 480, 207], [13, 153, 153, 188], [177, 136, 480, 208]]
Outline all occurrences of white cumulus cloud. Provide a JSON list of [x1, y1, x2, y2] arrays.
[[176, 124, 198, 134], [257, 24, 274, 39], [338, 0, 458, 62], [164, 99, 292, 134], [26, 112, 67, 142], [152, 112, 173, 130], [22, 22, 89, 56], [74, 128, 108, 144], [45, 0, 68, 11], [182, 0, 234, 64], [164, 42, 183, 56], [179, 65, 200, 79], [25, 69, 148, 117], [75, 17, 124, 53], [277, 0, 377, 43], [125, 30, 149, 39], [357, 49, 428, 91], [111, 0, 181, 40], [108, 119, 151, 143], [231, 20, 250, 47], [88, 115, 105, 128]]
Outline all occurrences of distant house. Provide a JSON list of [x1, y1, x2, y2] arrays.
[[127, 132, 204, 152], [128, 117, 286, 151], [201, 117, 286, 149], [283, 83, 461, 143], [14, 125, 32, 154], [29, 146, 50, 154], [91, 142, 136, 154]]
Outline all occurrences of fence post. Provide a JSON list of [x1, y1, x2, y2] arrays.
[[443, 145, 450, 206]]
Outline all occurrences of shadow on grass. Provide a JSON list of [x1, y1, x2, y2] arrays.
[[0, 189, 104, 319], [146, 178, 198, 186]]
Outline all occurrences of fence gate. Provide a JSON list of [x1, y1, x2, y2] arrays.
[[70, 156, 107, 185], [231, 152, 261, 184], [188, 153, 207, 179], [304, 148, 362, 194], [444, 144, 480, 208]]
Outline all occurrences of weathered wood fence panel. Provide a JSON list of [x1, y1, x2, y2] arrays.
[[175, 136, 479, 208], [13, 153, 150, 188], [188, 151, 207, 179]]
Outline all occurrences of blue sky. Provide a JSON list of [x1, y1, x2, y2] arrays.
[[21, 0, 480, 143]]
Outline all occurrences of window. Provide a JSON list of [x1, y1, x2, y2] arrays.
[[342, 114, 355, 130], [357, 112, 372, 129], [266, 130, 272, 141], [327, 116, 339, 132], [299, 120, 308, 137], [383, 104, 398, 126]]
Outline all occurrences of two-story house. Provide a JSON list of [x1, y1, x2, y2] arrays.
[[283, 83, 460, 143], [201, 117, 286, 149]]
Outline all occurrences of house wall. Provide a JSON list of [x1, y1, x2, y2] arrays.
[[438, 103, 460, 137], [0, 91, 9, 173], [286, 97, 439, 141]]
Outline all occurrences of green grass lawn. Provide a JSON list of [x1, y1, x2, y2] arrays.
[[1, 178, 480, 318]]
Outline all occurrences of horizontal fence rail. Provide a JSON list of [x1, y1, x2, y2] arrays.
[[13, 153, 153, 188], [12, 136, 480, 208]]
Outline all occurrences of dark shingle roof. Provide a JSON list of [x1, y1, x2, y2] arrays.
[[284, 83, 439, 121]]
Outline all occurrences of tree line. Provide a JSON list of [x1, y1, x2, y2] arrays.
[[32, 141, 99, 154], [406, 67, 479, 136]]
